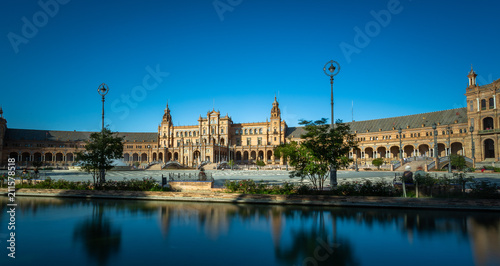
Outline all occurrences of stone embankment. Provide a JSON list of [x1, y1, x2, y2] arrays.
[[2, 188, 499, 211]]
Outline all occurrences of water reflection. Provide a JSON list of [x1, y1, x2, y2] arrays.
[[72, 202, 121, 266], [1, 196, 499, 266]]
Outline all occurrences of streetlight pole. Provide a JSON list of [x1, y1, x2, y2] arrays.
[[398, 127, 403, 162], [432, 123, 439, 170], [447, 125, 452, 173], [470, 125, 475, 168], [97, 83, 109, 184], [323, 60, 340, 187]]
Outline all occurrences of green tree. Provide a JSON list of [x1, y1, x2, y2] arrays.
[[450, 154, 466, 172], [275, 118, 357, 190], [75, 128, 124, 187], [256, 160, 266, 167], [372, 158, 384, 170]]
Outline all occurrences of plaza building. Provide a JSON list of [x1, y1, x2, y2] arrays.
[[0, 68, 499, 170]]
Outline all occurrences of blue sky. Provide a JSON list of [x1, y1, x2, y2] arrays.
[[1, 0, 499, 132]]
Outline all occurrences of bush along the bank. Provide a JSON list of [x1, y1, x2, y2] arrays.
[[331, 180, 398, 197], [224, 179, 305, 195], [13, 177, 172, 192], [402, 173, 499, 199]]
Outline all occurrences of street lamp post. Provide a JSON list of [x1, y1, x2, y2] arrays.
[[432, 123, 439, 170], [323, 60, 340, 187], [447, 125, 452, 173], [97, 83, 109, 184], [398, 128, 403, 162], [470, 125, 475, 168]]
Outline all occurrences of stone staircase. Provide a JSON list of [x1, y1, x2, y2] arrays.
[[146, 163, 163, 170], [202, 163, 218, 170], [396, 160, 433, 171]]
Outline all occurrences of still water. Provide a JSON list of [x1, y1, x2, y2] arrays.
[[1, 196, 499, 266]]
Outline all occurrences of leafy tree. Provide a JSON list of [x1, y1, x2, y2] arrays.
[[372, 158, 384, 170], [275, 118, 357, 190], [76, 128, 124, 187], [450, 154, 466, 172]]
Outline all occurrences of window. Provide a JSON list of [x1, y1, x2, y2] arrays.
[[470, 100, 473, 112], [481, 99, 486, 110], [259, 128, 262, 134], [246, 138, 251, 146], [245, 129, 248, 135], [489, 98, 494, 109], [176, 132, 179, 137], [221, 128, 224, 134], [235, 129, 239, 135], [250, 129, 253, 134]]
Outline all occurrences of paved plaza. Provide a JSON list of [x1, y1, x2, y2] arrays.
[[3, 169, 500, 188]]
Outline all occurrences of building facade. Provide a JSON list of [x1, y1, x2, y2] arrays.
[[1, 68, 499, 169]]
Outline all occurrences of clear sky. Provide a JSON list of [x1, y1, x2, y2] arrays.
[[1, 0, 499, 132]]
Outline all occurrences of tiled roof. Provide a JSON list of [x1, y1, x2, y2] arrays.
[[5, 129, 158, 142], [285, 108, 468, 138], [479, 78, 500, 91], [347, 108, 467, 133]]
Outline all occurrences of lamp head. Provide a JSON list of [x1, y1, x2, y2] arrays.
[[98, 83, 109, 96], [470, 125, 474, 132], [329, 64, 335, 73], [398, 127, 402, 134], [432, 123, 437, 130]]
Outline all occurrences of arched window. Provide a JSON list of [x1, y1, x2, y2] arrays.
[[176, 132, 179, 137], [483, 117, 494, 130], [245, 129, 248, 134], [489, 98, 494, 109], [481, 99, 487, 110], [259, 128, 262, 134]]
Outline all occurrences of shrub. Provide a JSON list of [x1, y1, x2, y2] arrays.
[[469, 180, 499, 199], [223, 179, 299, 195]]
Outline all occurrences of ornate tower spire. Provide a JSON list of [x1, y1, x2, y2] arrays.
[[468, 65, 477, 87], [271, 96, 280, 118], [163, 102, 172, 122]]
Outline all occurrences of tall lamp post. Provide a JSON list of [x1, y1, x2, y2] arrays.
[[432, 123, 439, 170], [447, 125, 452, 173], [323, 60, 340, 187], [470, 125, 475, 168], [398, 127, 403, 162], [97, 83, 109, 183]]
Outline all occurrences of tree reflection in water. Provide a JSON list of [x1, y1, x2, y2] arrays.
[[73, 202, 122, 266], [269, 208, 358, 266]]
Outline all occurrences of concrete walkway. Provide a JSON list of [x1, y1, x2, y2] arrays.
[[2, 188, 499, 211]]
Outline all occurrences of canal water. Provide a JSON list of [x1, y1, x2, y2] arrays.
[[1, 196, 499, 266]]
